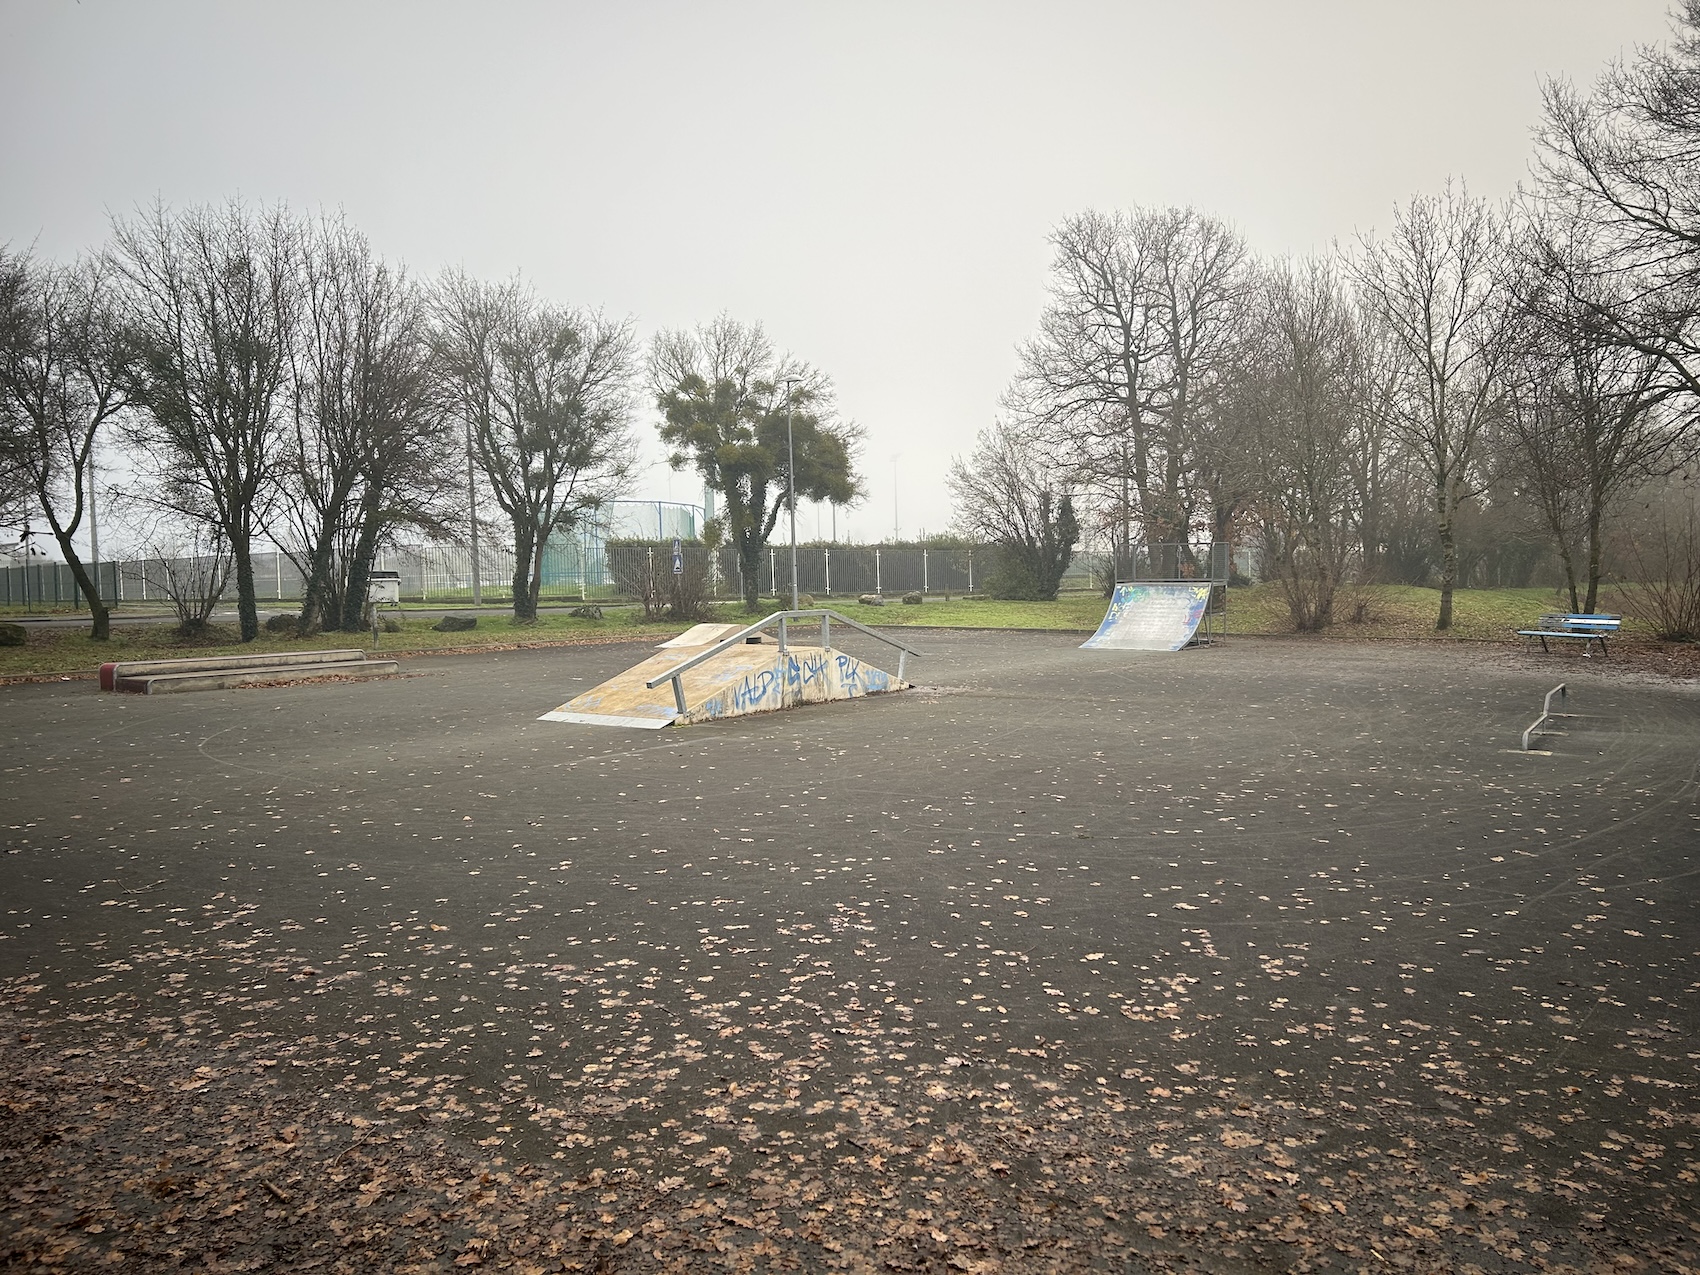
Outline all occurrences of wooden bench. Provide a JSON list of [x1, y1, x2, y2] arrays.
[[1516, 613, 1621, 657]]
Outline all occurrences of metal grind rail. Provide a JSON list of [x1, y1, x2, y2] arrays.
[[645, 608, 924, 717], [1521, 683, 1568, 752]]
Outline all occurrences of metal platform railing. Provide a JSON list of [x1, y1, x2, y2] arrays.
[[644, 609, 924, 716]]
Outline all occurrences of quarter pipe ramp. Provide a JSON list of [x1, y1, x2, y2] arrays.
[[1081, 582, 1214, 651]]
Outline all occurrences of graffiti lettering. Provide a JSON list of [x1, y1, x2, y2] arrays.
[[786, 651, 831, 692], [731, 667, 783, 713]]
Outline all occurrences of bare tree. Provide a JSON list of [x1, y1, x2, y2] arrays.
[[434, 272, 638, 622], [275, 216, 453, 632], [1535, 1, 1700, 410], [1234, 258, 1365, 629], [133, 514, 233, 635], [649, 316, 861, 612], [0, 248, 133, 638], [1615, 467, 1700, 639], [111, 199, 302, 642], [0, 341, 35, 534], [1346, 183, 1513, 629], [1011, 209, 1162, 575], [1501, 214, 1682, 612], [1152, 209, 1256, 552], [1343, 307, 1406, 578], [948, 419, 1079, 600], [1010, 207, 1251, 574]]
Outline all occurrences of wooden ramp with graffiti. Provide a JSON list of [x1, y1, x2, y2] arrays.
[[539, 613, 917, 729]]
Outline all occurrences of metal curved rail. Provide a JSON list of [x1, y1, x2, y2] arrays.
[[1521, 683, 1568, 752]]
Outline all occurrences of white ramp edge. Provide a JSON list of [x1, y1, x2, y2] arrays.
[[536, 709, 674, 729]]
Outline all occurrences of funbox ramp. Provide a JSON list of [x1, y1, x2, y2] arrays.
[[539, 622, 907, 728], [1082, 582, 1213, 651]]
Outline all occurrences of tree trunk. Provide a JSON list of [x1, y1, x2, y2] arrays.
[[1212, 497, 1235, 549], [1311, 519, 1336, 630], [512, 521, 538, 621], [530, 535, 547, 613], [44, 523, 111, 641], [1583, 500, 1604, 615], [300, 479, 358, 632], [230, 530, 259, 642], [1119, 443, 1132, 583], [1431, 469, 1456, 631], [1435, 519, 1456, 631], [339, 496, 383, 631], [299, 538, 338, 633], [1556, 539, 1580, 614], [69, 554, 110, 639], [738, 531, 762, 612]]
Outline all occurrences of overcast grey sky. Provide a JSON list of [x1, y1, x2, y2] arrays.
[[0, 0, 1678, 544]]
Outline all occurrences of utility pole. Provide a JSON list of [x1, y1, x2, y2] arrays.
[[892, 454, 899, 541], [784, 377, 799, 610], [467, 419, 482, 606], [87, 430, 100, 602]]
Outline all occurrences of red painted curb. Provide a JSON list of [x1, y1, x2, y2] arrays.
[[99, 663, 116, 691]]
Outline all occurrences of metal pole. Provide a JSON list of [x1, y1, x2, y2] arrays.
[[892, 455, 899, 540], [467, 419, 482, 607], [87, 435, 99, 601], [785, 377, 799, 611]]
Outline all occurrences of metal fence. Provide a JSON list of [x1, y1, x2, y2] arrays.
[[3, 531, 1207, 611], [1, 543, 1017, 609], [732, 545, 980, 599]]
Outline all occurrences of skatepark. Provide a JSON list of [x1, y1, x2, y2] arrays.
[[3, 625, 1697, 1271]]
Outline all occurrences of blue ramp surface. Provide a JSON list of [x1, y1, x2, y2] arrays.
[[1081, 583, 1212, 651]]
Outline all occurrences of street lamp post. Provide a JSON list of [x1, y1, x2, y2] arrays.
[[87, 430, 100, 605], [467, 419, 482, 607], [784, 377, 800, 611]]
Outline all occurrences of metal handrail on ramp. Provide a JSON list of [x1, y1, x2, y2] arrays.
[[645, 608, 923, 716], [1521, 683, 1568, 751]]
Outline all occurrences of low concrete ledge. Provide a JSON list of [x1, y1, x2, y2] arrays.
[[101, 650, 396, 695], [99, 649, 369, 691]]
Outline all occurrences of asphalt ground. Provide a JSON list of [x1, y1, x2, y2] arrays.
[[2, 630, 1697, 1273]]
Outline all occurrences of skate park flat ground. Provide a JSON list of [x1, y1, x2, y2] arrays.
[[2, 631, 1697, 1271]]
